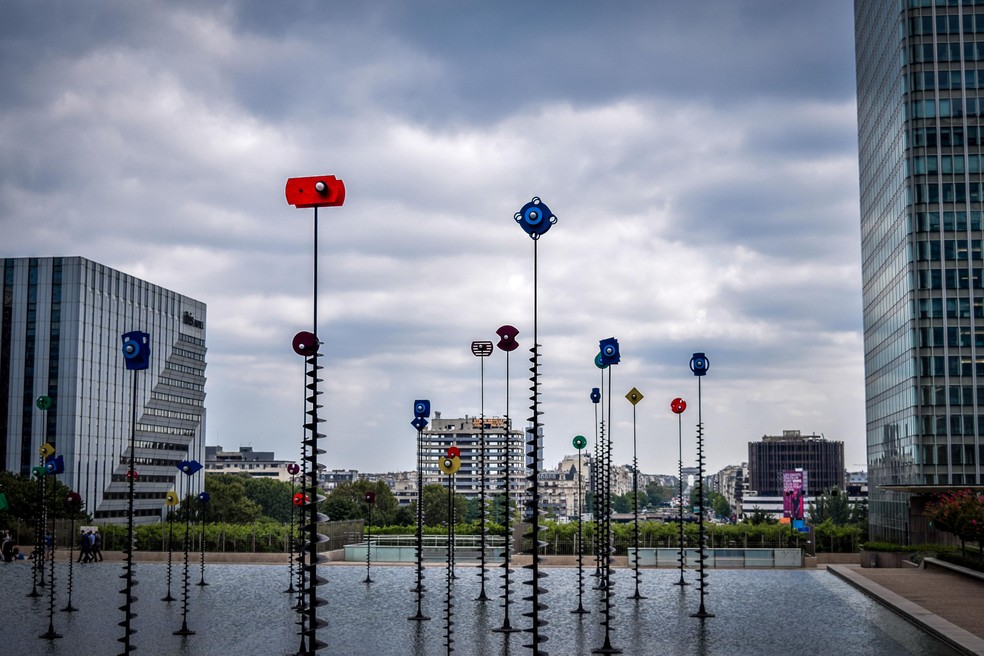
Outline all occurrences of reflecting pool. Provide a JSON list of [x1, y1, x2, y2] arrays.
[[0, 562, 961, 655]]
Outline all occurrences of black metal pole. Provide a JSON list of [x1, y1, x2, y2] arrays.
[[162, 506, 176, 601], [572, 439, 588, 615], [493, 345, 518, 634], [675, 409, 689, 587], [119, 372, 140, 652], [476, 354, 488, 602], [629, 399, 645, 601], [409, 424, 429, 621]]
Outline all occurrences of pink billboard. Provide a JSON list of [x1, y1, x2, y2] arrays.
[[782, 470, 807, 519]]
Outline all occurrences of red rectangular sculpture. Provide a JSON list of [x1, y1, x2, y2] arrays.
[[285, 175, 346, 208]]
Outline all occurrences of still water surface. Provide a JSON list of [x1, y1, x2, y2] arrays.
[[0, 561, 960, 655]]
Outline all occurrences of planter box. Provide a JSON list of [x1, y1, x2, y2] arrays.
[[860, 550, 905, 568]]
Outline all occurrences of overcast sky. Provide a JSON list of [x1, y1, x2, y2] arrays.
[[0, 1, 864, 478]]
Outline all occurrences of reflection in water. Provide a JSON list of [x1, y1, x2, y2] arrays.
[[0, 564, 962, 656]]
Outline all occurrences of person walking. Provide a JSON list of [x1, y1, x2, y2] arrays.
[[77, 528, 91, 564], [1, 530, 12, 563], [92, 529, 103, 562]]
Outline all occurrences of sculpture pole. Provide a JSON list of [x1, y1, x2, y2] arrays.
[[492, 325, 520, 635], [62, 492, 83, 613], [286, 173, 345, 654], [40, 444, 64, 640], [571, 435, 589, 615], [120, 331, 150, 653], [471, 340, 493, 602], [162, 490, 179, 601], [513, 196, 557, 655], [625, 388, 646, 601], [409, 401, 431, 622], [670, 398, 689, 587], [593, 338, 622, 654], [196, 492, 210, 586], [689, 352, 714, 619], [284, 463, 300, 594], [438, 450, 462, 655], [364, 490, 376, 584]]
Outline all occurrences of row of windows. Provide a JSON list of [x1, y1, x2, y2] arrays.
[[144, 407, 201, 422], [908, 13, 984, 36], [908, 0, 984, 6], [159, 376, 204, 392], [908, 182, 984, 204], [920, 414, 984, 439], [172, 347, 205, 362], [918, 325, 984, 347], [169, 362, 205, 376], [914, 239, 984, 260], [95, 508, 165, 519], [910, 125, 984, 148], [908, 68, 984, 91], [906, 97, 984, 119], [178, 333, 205, 347], [910, 40, 984, 63], [917, 440, 981, 464], [135, 423, 196, 437], [111, 473, 175, 483], [920, 383, 984, 405], [919, 353, 984, 375], [119, 455, 185, 467], [908, 155, 984, 176], [102, 491, 177, 501], [133, 439, 191, 452], [914, 211, 984, 231], [916, 267, 984, 289], [917, 296, 984, 317], [150, 391, 204, 407]]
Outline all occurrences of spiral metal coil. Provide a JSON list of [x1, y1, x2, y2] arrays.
[[444, 478, 456, 655], [119, 375, 142, 653], [691, 417, 714, 618], [174, 509, 195, 637], [300, 351, 330, 653], [676, 419, 689, 587], [63, 515, 79, 612], [594, 387, 620, 654], [40, 482, 61, 640], [409, 421, 429, 621], [522, 342, 549, 654], [493, 406, 519, 634]]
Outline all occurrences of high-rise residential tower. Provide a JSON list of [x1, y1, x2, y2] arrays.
[[856, 2, 984, 542], [0, 256, 206, 524]]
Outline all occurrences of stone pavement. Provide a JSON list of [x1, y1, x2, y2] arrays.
[[828, 561, 984, 656]]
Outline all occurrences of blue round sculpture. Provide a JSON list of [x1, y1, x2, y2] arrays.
[[514, 197, 557, 239]]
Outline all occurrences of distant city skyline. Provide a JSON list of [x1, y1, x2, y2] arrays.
[[0, 2, 864, 477]]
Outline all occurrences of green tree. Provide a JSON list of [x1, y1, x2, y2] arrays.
[[416, 483, 468, 527], [321, 479, 401, 526], [201, 475, 263, 523], [743, 506, 778, 525], [807, 487, 854, 526], [706, 491, 732, 519], [645, 481, 669, 506], [0, 471, 89, 524], [611, 493, 631, 513], [240, 476, 295, 524]]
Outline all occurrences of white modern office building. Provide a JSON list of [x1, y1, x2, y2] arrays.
[[0, 256, 206, 524]]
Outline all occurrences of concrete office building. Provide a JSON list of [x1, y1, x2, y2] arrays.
[[856, 2, 984, 542], [421, 412, 526, 502], [746, 430, 845, 497], [0, 256, 206, 524]]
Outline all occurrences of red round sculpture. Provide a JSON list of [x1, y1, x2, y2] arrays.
[[671, 397, 687, 414]]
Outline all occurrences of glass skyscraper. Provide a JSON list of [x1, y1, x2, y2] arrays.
[[0, 256, 206, 524], [856, 1, 984, 542]]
